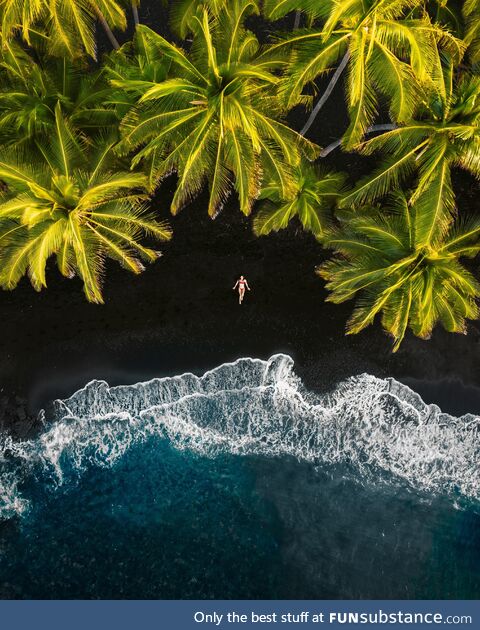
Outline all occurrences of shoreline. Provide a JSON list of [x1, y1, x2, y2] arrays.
[[2, 190, 480, 433]]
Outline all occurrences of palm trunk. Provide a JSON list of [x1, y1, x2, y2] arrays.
[[132, 2, 140, 26], [300, 50, 350, 137], [319, 124, 397, 157], [93, 4, 120, 50], [293, 10, 301, 29]]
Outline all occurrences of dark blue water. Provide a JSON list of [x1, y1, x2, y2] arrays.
[[0, 356, 478, 599], [0, 442, 283, 599], [0, 440, 479, 599]]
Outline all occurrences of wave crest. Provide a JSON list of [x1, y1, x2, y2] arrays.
[[1, 354, 478, 519]]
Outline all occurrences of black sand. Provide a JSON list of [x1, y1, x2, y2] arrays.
[[2, 3, 480, 435]]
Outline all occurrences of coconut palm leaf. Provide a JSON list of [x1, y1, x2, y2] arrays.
[[319, 193, 480, 351], [169, 0, 227, 38], [0, 0, 127, 59], [267, 0, 463, 147], [253, 161, 346, 240], [118, 5, 318, 217], [0, 108, 171, 303], [464, 0, 480, 65], [263, 0, 330, 22]]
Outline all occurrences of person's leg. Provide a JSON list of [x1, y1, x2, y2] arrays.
[[239, 289, 244, 304]]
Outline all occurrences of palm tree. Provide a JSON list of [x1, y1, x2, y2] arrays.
[[263, 0, 462, 144], [0, 105, 171, 303], [117, 3, 318, 217], [104, 24, 171, 119], [0, 42, 116, 147], [0, 0, 127, 58], [341, 66, 480, 245], [319, 193, 480, 351], [253, 161, 346, 240]]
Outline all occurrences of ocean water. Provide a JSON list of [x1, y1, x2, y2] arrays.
[[0, 355, 478, 599]]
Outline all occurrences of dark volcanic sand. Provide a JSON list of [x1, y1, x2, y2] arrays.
[[2, 176, 480, 425], [2, 3, 480, 433]]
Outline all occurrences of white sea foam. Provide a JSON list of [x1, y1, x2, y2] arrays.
[[0, 354, 478, 519]]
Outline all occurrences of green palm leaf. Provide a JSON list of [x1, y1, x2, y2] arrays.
[[253, 162, 346, 240], [117, 11, 317, 217], [0, 112, 172, 302], [342, 65, 480, 211], [0, 0, 127, 59], [319, 192, 480, 351]]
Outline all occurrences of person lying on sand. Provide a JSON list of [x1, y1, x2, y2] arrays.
[[233, 276, 251, 304]]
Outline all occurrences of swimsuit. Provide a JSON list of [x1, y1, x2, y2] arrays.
[[239, 281, 246, 290]]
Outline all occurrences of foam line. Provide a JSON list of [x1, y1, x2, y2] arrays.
[[0, 355, 478, 519]]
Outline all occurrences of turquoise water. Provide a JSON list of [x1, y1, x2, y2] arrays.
[[0, 355, 478, 598]]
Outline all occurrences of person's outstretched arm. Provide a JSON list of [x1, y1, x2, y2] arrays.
[[233, 280, 239, 289], [245, 280, 251, 290]]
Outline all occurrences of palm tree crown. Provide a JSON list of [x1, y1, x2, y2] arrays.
[[117, 2, 318, 217], [267, 0, 462, 146], [319, 193, 480, 350], [0, 0, 126, 58], [0, 106, 171, 303], [342, 66, 480, 246], [253, 161, 346, 240], [0, 42, 116, 147]]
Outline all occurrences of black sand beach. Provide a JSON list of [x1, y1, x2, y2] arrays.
[[0, 4, 479, 602], [2, 170, 480, 431], [2, 3, 480, 434]]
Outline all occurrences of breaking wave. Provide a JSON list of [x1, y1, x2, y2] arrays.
[[0, 354, 478, 519]]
